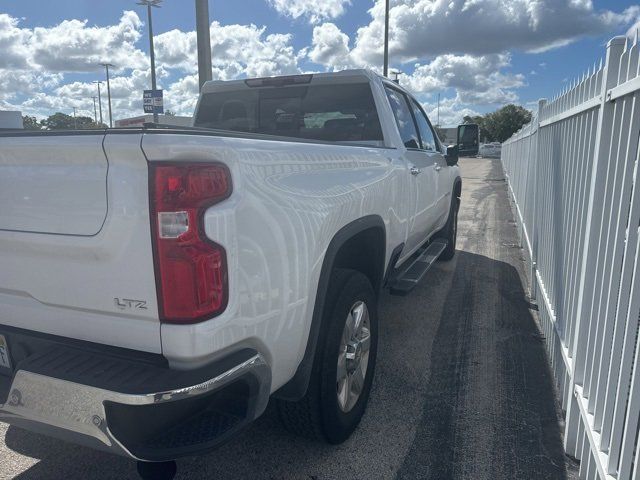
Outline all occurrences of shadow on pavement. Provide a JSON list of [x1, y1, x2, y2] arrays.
[[396, 251, 570, 480], [4, 251, 571, 480]]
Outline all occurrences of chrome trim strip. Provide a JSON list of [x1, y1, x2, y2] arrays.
[[0, 353, 271, 460]]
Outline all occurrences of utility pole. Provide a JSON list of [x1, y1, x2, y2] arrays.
[[137, 0, 162, 124], [72, 107, 78, 130], [195, 0, 213, 90], [383, 0, 390, 77], [93, 81, 103, 125], [92, 96, 98, 124], [100, 63, 114, 127]]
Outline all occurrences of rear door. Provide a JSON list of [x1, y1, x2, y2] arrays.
[[384, 85, 439, 256]]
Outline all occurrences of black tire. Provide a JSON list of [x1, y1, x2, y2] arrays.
[[437, 189, 460, 261], [276, 269, 378, 444], [136, 461, 177, 480]]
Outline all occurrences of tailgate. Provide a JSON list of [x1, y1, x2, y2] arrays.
[[0, 134, 108, 236], [0, 132, 161, 354]]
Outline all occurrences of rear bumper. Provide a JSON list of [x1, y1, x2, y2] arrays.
[[0, 345, 271, 462]]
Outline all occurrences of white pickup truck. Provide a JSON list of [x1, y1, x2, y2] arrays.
[[0, 70, 461, 478]]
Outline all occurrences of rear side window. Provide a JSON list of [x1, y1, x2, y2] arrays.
[[409, 99, 437, 151], [385, 86, 420, 149], [194, 83, 383, 144]]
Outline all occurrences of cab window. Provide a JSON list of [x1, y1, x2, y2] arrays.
[[385, 86, 420, 149], [409, 99, 437, 152]]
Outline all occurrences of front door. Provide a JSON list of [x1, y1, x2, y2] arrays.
[[384, 85, 439, 258]]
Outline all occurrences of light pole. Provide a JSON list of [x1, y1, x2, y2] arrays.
[[383, 0, 390, 77], [72, 107, 78, 130], [93, 81, 103, 125], [195, 0, 213, 90], [137, 0, 162, 124], [92, 96, 98, 124], [437, 93, 440, 127], [100, 63, 114, 127]]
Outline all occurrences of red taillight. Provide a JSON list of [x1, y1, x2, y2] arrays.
[[150, 164, 232, 324]]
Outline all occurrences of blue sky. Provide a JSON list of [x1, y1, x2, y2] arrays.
[[1, 0, 638, 125]]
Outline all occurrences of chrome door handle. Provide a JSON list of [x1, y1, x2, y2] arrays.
[[435, 165, 442, 172], [410, 166, 422, 176]]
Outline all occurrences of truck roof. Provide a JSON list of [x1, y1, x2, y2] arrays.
[[201, 69, 382, 94]]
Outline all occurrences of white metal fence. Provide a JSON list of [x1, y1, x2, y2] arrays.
[[501, 35, 640, 480]]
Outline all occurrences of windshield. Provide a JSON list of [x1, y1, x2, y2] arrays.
[[194, 83, 383, 145]]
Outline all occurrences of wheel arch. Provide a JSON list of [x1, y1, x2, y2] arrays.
[[274, 215, 386, 401]]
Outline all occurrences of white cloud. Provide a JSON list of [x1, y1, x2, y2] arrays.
[[403, 54, 525, 104], [5, 0, 638, 123], [155, 22, 301, 78], [165, 74, 200, 116], [29, 11, 146, 73], [422, 97, 480, 128], [307, 28, 526, 106], [0, 12, 306, 120], [0, 11, 147, 74], [0, 14, 31, 69], [627, 15, 640, 40], [266, 0, 351, 24], [0, 11, 148, 115], [308, 23, 353, 68], [350, 0, 640, 65], [44, 67, 173, 120]]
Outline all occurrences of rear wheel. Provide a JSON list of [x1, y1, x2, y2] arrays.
[[136, 461, 177, 480], [277, 269, 378, 444]]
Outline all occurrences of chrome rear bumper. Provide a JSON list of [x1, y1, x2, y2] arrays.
[[0, 350, 270, 461]]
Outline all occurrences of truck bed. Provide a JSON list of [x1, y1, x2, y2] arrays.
[[0, 126, 398, 367]]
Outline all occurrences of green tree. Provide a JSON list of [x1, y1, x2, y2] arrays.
[[41, 112, 103, 130], [463, 105, 532, 143], [22, 115, 41, 130], [483, 104, 532, 143]]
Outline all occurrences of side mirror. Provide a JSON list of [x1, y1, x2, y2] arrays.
[[445, 144, 459, 166], [457, 123, 480, 157]]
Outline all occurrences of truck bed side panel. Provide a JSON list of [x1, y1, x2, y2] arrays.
[[142, 133, 410, 389]]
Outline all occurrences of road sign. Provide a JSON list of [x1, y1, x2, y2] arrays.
[[143, 89, 163, 114]]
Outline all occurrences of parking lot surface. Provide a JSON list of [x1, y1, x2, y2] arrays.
[[0, 157, 576, 480]]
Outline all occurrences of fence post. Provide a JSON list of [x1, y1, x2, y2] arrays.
[[563, 36, 626, 453], [530, 99, 546, 301]]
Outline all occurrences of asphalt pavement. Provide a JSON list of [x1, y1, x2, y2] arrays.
[[0, 157, 577, 480]]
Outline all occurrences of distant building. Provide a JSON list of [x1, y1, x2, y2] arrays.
[[0, 111, 23, 129], [114, 114, 192, 128]]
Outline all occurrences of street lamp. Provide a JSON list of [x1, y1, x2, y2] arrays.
[[99, 63, 114, 128], [93, 81, 103, 125], [383, 0, 390, 77], [195, 0, 213, 90], [137, 0, 162, 124], [92, 96, 98, 124]]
